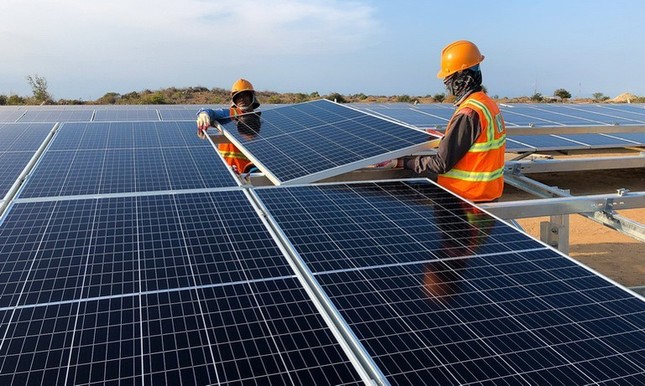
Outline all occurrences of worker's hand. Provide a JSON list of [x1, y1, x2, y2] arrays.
[[426, 128, 444, 137], [369, 159, 400, 169], [196, 112, 211, 131], [197, 127, 207, 140]]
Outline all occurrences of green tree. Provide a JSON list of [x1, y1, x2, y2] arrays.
[[554, 88, 571, 100], [592, 92, 609, 102], [97, 92, 120, 104], [433, 93, 445, 103], [0, 95, 7, 105], [142, 92, 167, 104], [7, 94, 25, 105], [531, 93, 544, 102], [26, 74, 52, 104], [396, 94, 412, 103], [326, 92, 347, 103]]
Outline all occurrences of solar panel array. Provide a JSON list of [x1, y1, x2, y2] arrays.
[[351, 102, 645, 128], [0, 102, 643, 384], [351, 103, 645, 153]]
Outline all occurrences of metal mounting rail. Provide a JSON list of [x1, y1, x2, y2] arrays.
[[497, 173, 645, 244], [505, 154, 645, 174]]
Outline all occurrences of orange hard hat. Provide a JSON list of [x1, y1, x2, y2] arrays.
[[231, 78, 255, 98], [436, 40, 485, 79]]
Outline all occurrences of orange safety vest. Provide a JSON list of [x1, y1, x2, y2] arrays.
[[218, 107, 254, 173], [437, 91, 506, 202]]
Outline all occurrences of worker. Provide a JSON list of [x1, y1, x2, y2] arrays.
[[196, 78, 261, 174], [380, 40, 506, 203]]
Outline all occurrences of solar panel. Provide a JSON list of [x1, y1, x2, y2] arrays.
[[158, 109, 198, 121], [556, 133, 638, 147], [506, 134, 589, 151], [0, 152, 36, 199], [604, 132, 645, 144], [252, 180, 645, 385], [359, 106, 447, 127], [17, 109, 94, 122], [0, 122, 55, 152], [218, 99, 437, 185], [0, 110, 25, 123], [0, 190, 365, 385], [93, 109, 160, 121], [0, 123, 55, 200], [18, 121, 238, 198]]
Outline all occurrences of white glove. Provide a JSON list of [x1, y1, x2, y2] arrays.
[[196, 112, 211, 131]]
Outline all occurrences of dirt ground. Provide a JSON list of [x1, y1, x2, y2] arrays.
[[499, 150, 644, 290]]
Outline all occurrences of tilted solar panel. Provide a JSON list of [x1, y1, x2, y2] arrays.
[[253, 180, 645, 385], [218, 99, 438, 185], [0, 191, 365, 385], [18, 121, 238, 198]]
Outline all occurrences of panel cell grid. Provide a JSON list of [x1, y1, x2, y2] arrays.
[[0, 190, 364, 384], [219, 99, 436, 185], [17, 109, 94, 122], [19, 121, 237, 198], [93, 109, 160, 121], [254, 180, 645, 385]]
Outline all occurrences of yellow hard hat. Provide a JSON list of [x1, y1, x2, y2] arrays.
[[437, 40, 485, 79], [231, 78, 255, 98]]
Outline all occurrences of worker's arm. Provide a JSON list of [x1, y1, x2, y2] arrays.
[[196, 108, 229, 138], [402, 108, 481, 174]]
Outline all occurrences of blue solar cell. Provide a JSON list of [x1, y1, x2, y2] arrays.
[[0, 190, 364, 385], [0, 110, 25, 122], [360, 106, 447, 127], [17, 110, 94, 122], [605, 132, 645, 145], [93, 109, 160, 121], [0, 192, 297, 306], [219, 100, 435, 185], [253, 180, 645, 385], [0, 152, 35, 198], [502, 105, 586, 127], [504, 138, 535, 152], [556, 133, 637, 147], [507, 134, 589, 150], [158, 109, 197, 120], [19, 121, 237, 198], [577, 105, 645, 125], [0, 123, 54, 151]]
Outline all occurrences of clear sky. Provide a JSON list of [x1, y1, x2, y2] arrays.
[[2, 0, 644, 101]]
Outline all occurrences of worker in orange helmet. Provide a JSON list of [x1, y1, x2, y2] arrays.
[[196, 78, 261, 174], [381, 41, 506, 202]]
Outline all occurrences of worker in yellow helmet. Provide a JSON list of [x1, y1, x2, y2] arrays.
[[379, 40, 506, 202], [196, 78, 261, 174]]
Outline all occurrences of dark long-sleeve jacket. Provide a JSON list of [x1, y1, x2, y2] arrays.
[[403, 107, 481, 177]]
